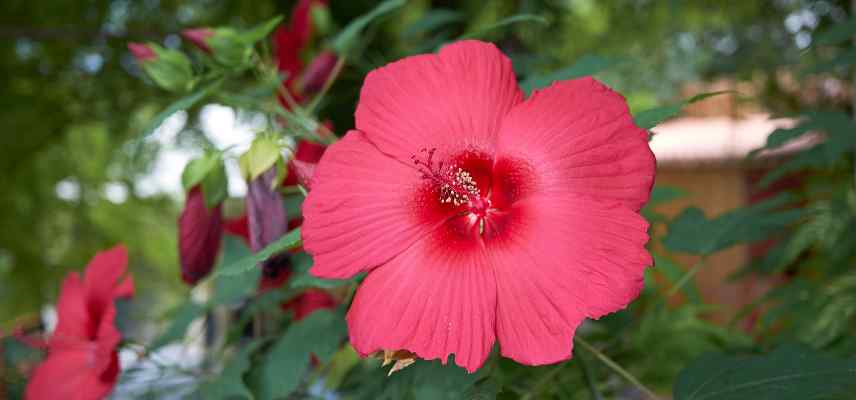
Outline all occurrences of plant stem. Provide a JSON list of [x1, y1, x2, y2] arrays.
[[306, 55, 347, 114], [520, 363, 566, 400], [576, 349, 604, 400], [574, 337, 660, 400], [666, 257, 705, 298]]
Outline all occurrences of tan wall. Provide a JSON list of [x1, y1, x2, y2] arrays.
[[652, 166, 772, 324]]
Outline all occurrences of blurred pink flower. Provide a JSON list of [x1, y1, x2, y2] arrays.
[[181, 28, 215, 53], [27, 246, 134, 400], [127, 42, 156, 62]]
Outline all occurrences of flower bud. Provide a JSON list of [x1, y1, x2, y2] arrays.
[[181, 28, 215, 53], [127, 42, 194, 92], [299, 51, 338, 95], [178, 186, 223, 285]]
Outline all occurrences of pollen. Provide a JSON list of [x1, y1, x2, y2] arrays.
[[411, 148, 481, 206]]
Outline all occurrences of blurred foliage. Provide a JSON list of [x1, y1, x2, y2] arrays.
[[4, 0, 856, 399]]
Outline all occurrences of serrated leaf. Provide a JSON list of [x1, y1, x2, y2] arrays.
[[459, 14, 548, 40], [674, 344, 856, 400], [634, 91, 731, 130], [198, 341, 263, 400], [663, 194, 803, 255], [332, 0, 406, 55], [520, 55, 620, 94], [150, 301, 207, 349], [215, 228, 302, 277], [258, 310, 347, 399]]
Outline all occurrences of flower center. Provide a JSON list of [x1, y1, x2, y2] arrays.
[[412, 148, 484, 207], [412, 148, 495, 234]]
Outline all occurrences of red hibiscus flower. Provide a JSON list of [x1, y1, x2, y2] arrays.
[[178, 186, 223, 285], [27, 245, 134, 400], [302, 40, 656, 372]]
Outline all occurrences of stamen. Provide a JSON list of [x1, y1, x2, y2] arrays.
[[412, 148, 480, 206]]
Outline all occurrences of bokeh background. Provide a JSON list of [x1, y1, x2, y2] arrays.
[[3, 0, 856, 399]]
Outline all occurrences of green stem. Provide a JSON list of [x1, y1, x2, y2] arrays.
[[306, 55, 347, 114], [576, 349, 604, 400], [666, 257, 705, 298], [521, 363, 566, 400], [574, 337, 660, 400]]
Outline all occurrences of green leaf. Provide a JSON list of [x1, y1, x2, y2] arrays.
[[215, 228, 302, 277], [633, 91, 731, 130], [181, 153, 219, 190], [653, 252, 701, 303], [674, 344, 856, 400], [520, 55, 620, 94], [384, 358, 480, 400], [752, 112, 856, 187], [402, 9, 463, 39], [648, 185, 687, 207], [238, 16, 284, 44], [150, 301, 207, 349], [663, 194, 803, 255], [239, 136, 281, 181], [198, 341, 264, 400], [211, 235, 261, 305], [182, 152, 228, 207], [288, 252, 354, 290], [201, 158, 228, 208], [258, 310, 347, 399], [144, 44, 195, 92], [806, 47, 856, 74], [460, 14, 548, 40], [137, 80, 219, 141], [332, 0, 406, 55], [814, 16, 856, 45]]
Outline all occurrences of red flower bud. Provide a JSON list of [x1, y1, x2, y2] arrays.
[[178, 186, 223, 285], [127, 42, 156, 62], [181, 28, 215, 53], [299, 51, 338, 95]]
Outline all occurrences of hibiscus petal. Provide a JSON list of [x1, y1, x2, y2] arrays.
[[491, 194, 651, 365], [303, 131, 448, 279], [355, 40, 522, 161], [51, 273, 90, 345], [26, 348, 116, 400], [496, 77, 655, 211], [83, 245, 131, 313], [346, 237, 496, 373]]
